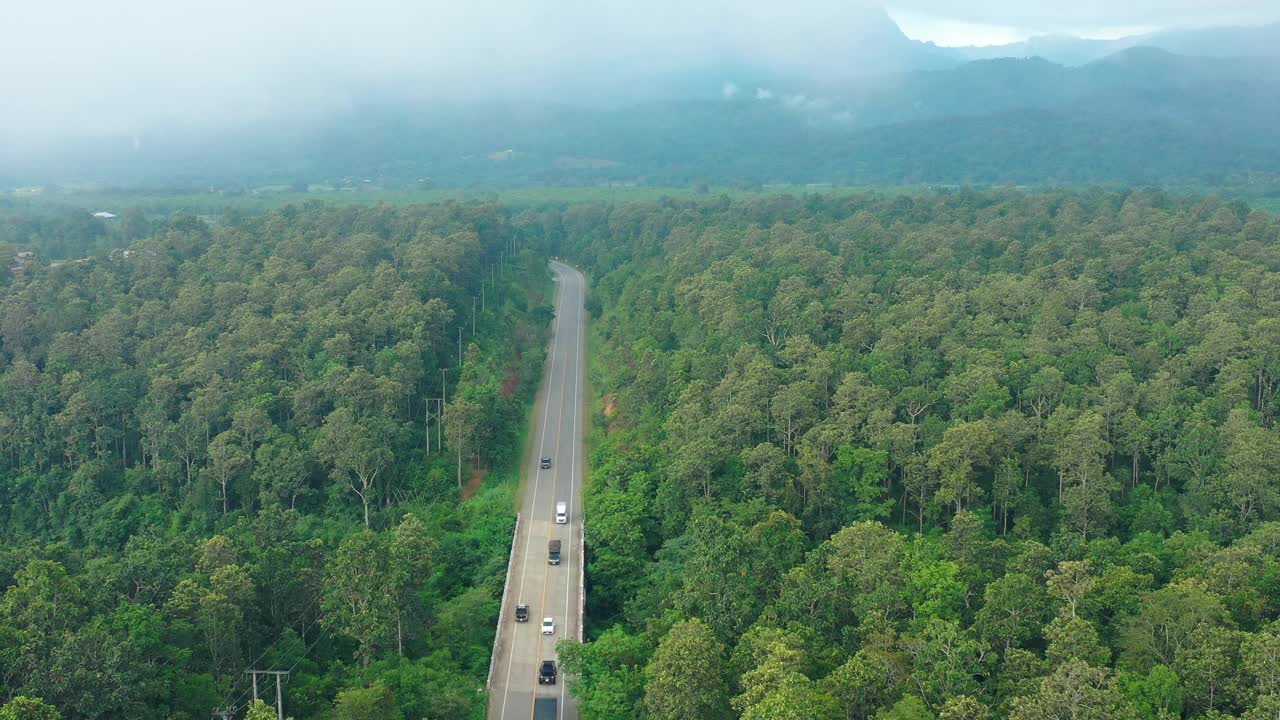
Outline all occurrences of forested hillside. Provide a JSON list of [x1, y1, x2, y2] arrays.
[[540, 190, 1280, 720], [0, 202, 550, 718], [9, 49, 1280, 193]]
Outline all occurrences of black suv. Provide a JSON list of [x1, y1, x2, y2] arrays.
[[539, 660, 557, 685], [540, 456, 552, 469]]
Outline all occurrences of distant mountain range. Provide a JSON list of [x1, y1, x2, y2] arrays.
[[951, 21, 1280, 66], [3, 10, 1279, 191]]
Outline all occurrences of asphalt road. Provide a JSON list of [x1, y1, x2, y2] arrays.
[[488, 260, 585, 720]]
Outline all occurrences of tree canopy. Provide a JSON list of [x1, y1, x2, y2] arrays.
[[544, 189, 1280, 720]]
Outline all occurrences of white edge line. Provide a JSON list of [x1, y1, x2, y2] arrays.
[[562, 266, 584, 714], [497, 263, 564, 720]]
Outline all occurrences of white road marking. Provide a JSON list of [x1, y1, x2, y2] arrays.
[[561, 271, 583, 713], [498, 277, 566, 720]]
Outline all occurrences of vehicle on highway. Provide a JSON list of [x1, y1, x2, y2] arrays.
[[548, 538, 561, 565], [542, 617, 555, 635], [555, 502, 567, 524], [540, 456, 552, 468], [515, 603, 529, 622], [539, 660, 557, 685], [534, 697, 558, 720]]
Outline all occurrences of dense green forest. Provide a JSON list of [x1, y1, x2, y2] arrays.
[[536, 190, 1280, 720], [0, 203, 153, 260], [7, 189, 1280, 720], [0, 202, 551, 718]]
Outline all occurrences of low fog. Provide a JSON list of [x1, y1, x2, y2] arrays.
[[5, 0, 1278, 145]]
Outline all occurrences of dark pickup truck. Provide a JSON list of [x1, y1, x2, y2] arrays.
[[515, 603, 529, 622], [539, 659, 557, 685], [548, 539, 561, 565], [534, 697, 558, 720]]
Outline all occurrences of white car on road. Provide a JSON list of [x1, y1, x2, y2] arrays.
[[541, 617, 555, 635]]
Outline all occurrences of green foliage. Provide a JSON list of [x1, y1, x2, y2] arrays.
[[555, 191, 1280, 719], [1118, 665, 1182, 720], [0, 202, 549, 719], [876, 696, 935, 720], [1009, 660, 1137, 720], [244, 700, 291, 720], [333, 681, 403, 720], [0, 697, 60, 720], [833, 446, 893, 523], [559, 628, 652, 720], [644, 619, 731, 720], [9, 189, 1280, 718]]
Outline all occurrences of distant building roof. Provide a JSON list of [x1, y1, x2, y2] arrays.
[[92, 211, 117, 219]]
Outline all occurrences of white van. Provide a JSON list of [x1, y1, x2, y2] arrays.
[[555, 502, 567, 524]]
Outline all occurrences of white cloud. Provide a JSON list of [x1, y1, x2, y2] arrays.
[[889, 8, 1030, 46], [890, 0, 1276, 45]]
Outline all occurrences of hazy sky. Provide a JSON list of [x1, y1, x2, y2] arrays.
[[891, 0, 1277, 45], [2, 0, 1277, 142]]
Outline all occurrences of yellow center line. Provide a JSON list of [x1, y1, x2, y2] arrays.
[[499, 267, 565, 720], [529, 268, 572, 719]]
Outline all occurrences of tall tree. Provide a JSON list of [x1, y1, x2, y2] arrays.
[[1009, 660, 1138, 720], [321, 532, 397, 667], [644, 619, 730, 720], [205, 431, 249, 514], [314, 407, 393, 527]]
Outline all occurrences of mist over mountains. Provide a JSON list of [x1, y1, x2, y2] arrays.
[[4, 6, 1279, 190], [952, 20, 1280, 65]]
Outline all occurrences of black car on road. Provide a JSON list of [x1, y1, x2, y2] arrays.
[[539, 660, 557, 685]]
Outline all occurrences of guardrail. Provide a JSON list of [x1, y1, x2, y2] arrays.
[[487, 512, 521, 690], [577, 522, 585, 642]]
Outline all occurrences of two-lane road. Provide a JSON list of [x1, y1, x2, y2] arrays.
[[489, 260, 585, 720]]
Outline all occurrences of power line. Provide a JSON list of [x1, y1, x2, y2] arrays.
[[222, 609, 326, 717], [215, 592, 324, 717], [226, 630, 328, 720]]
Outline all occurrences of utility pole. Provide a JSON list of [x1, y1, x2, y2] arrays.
[[439, 368, 446, 452], [481, 282, 486, 312], [246, 670, 290, 720], [458, 326, 463, 366], [424, 397, 444, 455], [472, 296, 477, 336]]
